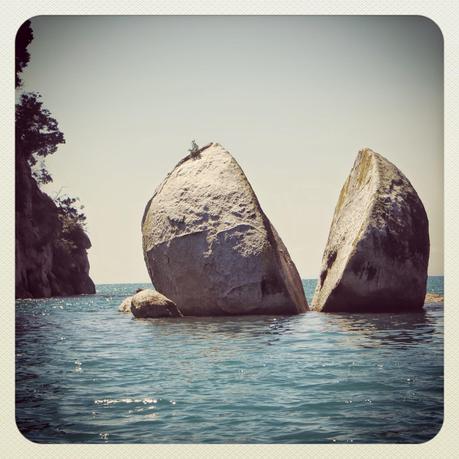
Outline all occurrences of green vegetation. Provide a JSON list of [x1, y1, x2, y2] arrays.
[[16, 19, 87, 234], [16, 19, 93, 293], [15, 20, 33, 88], [16, 91, 65, 180], [188, 139, 200, 158]]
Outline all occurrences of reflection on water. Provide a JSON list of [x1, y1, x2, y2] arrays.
[[331, 311, 436, 348], [15, 279, 443, 444], [138, 308, 438, 349], [139, 315, 294, 339]]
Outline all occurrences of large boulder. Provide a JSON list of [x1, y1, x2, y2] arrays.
[[141, 142, 308, 316], [130, 289, 182, 318], [311, 148, 429, 313]]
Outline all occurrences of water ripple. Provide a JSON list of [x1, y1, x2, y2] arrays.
[[15, 278, 443, 443]]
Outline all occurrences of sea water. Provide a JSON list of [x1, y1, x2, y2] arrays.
[[15, 277, 443, 444]]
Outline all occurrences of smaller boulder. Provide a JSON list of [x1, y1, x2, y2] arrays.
[[118, 296, 133, 313], [425, 292, 443, 304], [131, 289, 183, 318]]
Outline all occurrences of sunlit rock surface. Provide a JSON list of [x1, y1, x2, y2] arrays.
[[118, 296, 133, 313], [130, 289, 182, 318], [142, 142, 308, 316]]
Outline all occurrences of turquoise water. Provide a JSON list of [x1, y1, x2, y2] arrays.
[[16, 277, 443, 444]]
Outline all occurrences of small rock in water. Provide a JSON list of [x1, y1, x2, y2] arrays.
[[130, 289, 182, 318]]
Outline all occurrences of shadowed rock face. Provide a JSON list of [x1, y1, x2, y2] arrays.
[[142, 143, 308, 316], [15, 155, 95, 299], [312, 148, 429, 313]]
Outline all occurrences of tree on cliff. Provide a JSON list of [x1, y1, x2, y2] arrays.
[[188, 140, 202, 159], [55, 195, 87, 228], [15, 19, 95, 298], [15, 20, 86, 225], [15, 92, 65, 177], [16, 19, 65, 185], [16, 20, 34, 88]]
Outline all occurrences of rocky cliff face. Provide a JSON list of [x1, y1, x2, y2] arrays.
[[142, 142, 308, 316], [15, 156, 95, 298], [312, 148, 429, 313]]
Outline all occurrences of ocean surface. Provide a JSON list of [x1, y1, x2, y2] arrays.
[[16, 277, 444, 444]]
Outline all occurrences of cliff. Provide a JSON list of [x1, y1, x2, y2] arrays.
[[15, 155, 95, 298]]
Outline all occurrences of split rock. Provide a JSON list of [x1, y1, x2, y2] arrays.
[[311, 148, 429, 313], [141, 143, 308, 316]]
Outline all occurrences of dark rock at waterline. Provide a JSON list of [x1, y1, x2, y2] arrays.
[[130, 289, 182, 318], [312, 148, 429, 313], [15, 155, 95, 298], [141, 142, 308, 316]]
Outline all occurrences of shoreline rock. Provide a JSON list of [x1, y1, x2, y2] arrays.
[[141, 142, 308, 316], [15, 155, 95, 298], [312, 148, 429, 313], [425, 292, 443, 304]]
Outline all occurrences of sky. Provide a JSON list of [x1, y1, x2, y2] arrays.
[[19, 15, 444, 283]]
